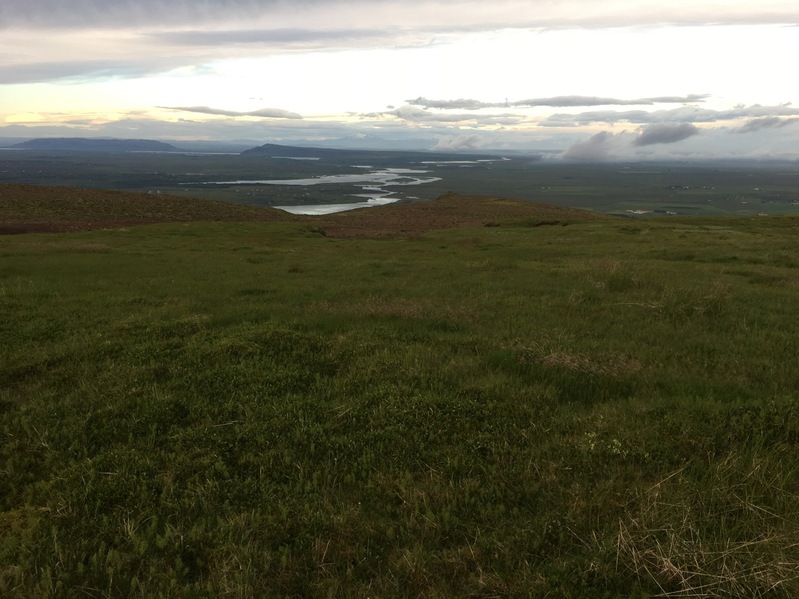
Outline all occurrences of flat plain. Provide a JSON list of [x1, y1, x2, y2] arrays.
[[2, 148, 799, 216]]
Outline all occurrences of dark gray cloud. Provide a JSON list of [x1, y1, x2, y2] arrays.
[[521, 94, 708, 107], [387, 104, 522, 126], [161, 106, 303, 119], [736, 116, 799, 133], [407, 98, 490, 110], [634, 123, 699, 146], [409, 94, 708, 110], [3, 1, 797, 30], [542, 104, 799, 127], [0, 30, 387, 86], [0, 59, 174, 84], [390, 105, 461, 122], [560, 124, 703, 161], [640, 95, 711, 104], [560, 131, 618, 161], [0, 1, 291, 28], [153, 28, 385, 46]]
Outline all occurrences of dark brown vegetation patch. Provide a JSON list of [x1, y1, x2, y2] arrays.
[[315, 192, 607, 237], [1, 184, 605, 236], [0, 184, 299, 233]]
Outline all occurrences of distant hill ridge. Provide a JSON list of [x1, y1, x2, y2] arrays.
[[10, 138, 499, 159], [241, 143, 344, 157], [240, 142, 498, 161], [12, 138, 180, 152]]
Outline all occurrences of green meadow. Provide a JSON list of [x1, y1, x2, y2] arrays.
[[2, 214, 799, 596]]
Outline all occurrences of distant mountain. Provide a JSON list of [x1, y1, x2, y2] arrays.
[[166, 140, 255, 153], [12, 138, 180, 153], [240, 143, 337, 158], [0, 137, 31, 148]]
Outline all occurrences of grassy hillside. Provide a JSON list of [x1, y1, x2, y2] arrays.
[[0, 184, 298, 233], [0, 184, 602, 236], [2, 188, 799, 596]]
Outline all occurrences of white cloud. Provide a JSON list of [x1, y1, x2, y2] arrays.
[[161, 105, 303, 119]]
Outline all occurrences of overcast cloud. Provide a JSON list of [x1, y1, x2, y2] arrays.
[[1, 1, 798, 159], [152, 28, 389, 47], [736, 116, 799, 134], [3, 0, 797, 29], [542, 105, 799, 127], [0, 59, 189, 85]]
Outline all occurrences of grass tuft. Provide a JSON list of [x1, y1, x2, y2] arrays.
[[617, 450, 799, 597]]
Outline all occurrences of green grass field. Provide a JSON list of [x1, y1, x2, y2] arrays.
[[2, 209, 799, 596]]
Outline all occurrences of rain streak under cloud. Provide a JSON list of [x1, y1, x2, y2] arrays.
[[1, 0, 798, 160]]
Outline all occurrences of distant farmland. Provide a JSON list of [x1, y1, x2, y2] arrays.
[[1, 147, 798, 216]]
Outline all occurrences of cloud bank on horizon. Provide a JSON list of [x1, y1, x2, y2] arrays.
[[1, 0, 798, 160]]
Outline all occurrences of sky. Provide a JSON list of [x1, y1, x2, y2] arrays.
[[1, 0, 798, 159]]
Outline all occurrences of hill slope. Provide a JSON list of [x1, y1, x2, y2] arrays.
[[0, 184, 604, 235], [2, 209, 798, 596], [319, 192, 606, 237], [0, 184, 298, 233]]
